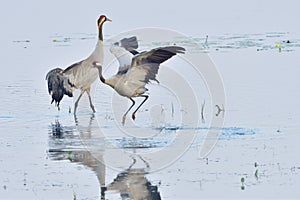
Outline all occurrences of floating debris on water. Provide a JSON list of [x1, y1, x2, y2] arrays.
[[276, 43, 282, 52], [13, 40, 30, 43], [254, 162, 259, 180], [240, 177, 245, 190], [52, 37, 71, 43], [188, 32, 299, 53]]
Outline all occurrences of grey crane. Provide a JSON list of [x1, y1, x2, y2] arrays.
[[46, 15, 111, 113], [93, 42, 185, 124]]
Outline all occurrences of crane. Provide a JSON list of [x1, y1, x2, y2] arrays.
[[93, 42, 185, 124], [46, 15, 111, 113]]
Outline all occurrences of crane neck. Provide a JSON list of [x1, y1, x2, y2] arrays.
[[94, 64, 117, 89], [98, 22, 104, 41], [100, 75, 105, 83], [96, 66, 106, 83]]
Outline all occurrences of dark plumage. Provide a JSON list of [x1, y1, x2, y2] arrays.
[[120, 36, 139, 54], [132, 46, 185, 84], [46, 68, 74, 110]]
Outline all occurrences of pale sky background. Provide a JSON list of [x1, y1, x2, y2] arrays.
[[0, 0, 299, 81], [0, 0, 299, 40]]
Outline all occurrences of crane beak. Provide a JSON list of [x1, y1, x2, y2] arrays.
[[106, 17, 112, 22]]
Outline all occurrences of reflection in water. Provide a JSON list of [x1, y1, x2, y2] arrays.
[[50, 120, 73, 138], [48, 115, 161, 200], [103, 155, 161, 200]]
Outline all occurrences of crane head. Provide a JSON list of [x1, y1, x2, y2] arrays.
[[92, 61, 102, 69], [92, 61, 105, 83], [98, 15, 112, 27]]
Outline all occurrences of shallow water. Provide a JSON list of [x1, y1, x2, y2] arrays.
[[1, 32, 300, 199]]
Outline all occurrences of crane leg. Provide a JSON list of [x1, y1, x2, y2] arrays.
[[132, 95, 148, 120], [122, 98, 135, 125], [86, 88, 96, 113], [74, 90, 84, 114]]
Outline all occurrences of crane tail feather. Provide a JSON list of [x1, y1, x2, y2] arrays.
[[46, 67, 74, 109]]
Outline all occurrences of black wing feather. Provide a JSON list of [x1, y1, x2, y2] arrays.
[[46, 68, 74, 108], [132, 46, 185, 83], [120, 36, 139, 54]]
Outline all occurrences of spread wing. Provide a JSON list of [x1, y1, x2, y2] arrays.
[[120, 36, 139, 54], [110, 36, 139, 75], [124, 46, 185, 86]]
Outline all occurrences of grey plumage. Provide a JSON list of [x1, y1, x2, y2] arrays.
[[120, 36, 139, 55], [110, 36, 139, 75], [130, 46, 185, 84], [94, 43, 185, 124], [45, 15, 111, 113]]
